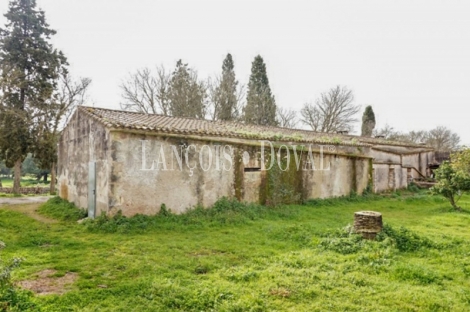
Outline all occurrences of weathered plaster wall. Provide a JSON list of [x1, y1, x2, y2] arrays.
[[395, 167, 408, 189], [237, 145, 371, 202], [57, 110, 110, 215], [420, 151, 435, 175], [107, 133, 373, 215], [108, 132, 235, 215], [303, 155, 370, 199], [371, 145, 435, 192], [370, 149, 401, 164], [402, 154, 420, 169], [373, 164, 407, 192]]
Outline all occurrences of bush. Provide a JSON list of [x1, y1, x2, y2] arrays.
[[37, 197, 87, 221]]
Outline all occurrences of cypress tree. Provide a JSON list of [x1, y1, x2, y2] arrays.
[[361, 105, 376, 137], [214, 53, 238, 121], [243, 55, 277, 126], [0, 0, 67, 193]]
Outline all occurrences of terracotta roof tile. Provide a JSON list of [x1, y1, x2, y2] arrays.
[[77, 106, 431, 148]]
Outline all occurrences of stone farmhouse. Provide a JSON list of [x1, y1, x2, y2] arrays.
[[58, 107, 435, 217]]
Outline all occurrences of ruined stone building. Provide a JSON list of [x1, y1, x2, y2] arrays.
[[58, 107, 435, 217]]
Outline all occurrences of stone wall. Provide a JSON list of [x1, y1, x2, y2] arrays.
[[0, 187, 51, 194]]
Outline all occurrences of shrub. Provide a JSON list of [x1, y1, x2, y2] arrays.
[[37, 197, 87, 221]]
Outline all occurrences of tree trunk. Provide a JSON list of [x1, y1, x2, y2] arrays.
[[50, 162, 56, 195], [0, 177, 2, 187], [449, 195, 461, 211], [13, 159, 22, 194]]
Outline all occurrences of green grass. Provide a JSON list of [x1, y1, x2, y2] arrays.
[[0, 193, 470, 311], [0, 177, 49, 188], [37, 197, 87, 221]]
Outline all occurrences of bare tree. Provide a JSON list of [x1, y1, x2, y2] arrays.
[[373, 124, 405, 140], [277, 107, 298, 128], [55, 74, 92, 125], [34, 73, 91, 194], [373, 125, 460, 151], [300, 102, 323, 132], [120, 66, 170, 115], [406, 130, 428, 144], [426, 126, 460, 152], [300, 86, 360, 133]]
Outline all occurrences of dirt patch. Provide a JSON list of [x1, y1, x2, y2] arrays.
[[0, 203, 57, 224], [17, 269, 78, 295]]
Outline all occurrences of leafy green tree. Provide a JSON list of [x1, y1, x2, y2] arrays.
[[0, 161, 9, 187], [211, 53, 240, 121], [243, 55, 277, 126], [21, 153, 40, 176], [452, 148, 470, 176], [0, 161, 11, 187], [431, 152, 470, 211], [168, 60, 206, 119], [0, 0, 67, 194], [361, 105, 376, 137]]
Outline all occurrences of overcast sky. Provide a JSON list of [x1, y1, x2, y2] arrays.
[[1, 0, 469, 144]]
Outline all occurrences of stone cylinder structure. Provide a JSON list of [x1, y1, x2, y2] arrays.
[[354, 211, 383, 239]]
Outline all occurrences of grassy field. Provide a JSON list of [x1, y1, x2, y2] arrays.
[[0, 177, 49, 188], [1, 192, 470, 311]]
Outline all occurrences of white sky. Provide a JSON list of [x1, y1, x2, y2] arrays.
[[1, 0, 469, 144]]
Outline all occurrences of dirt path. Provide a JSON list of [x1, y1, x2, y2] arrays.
[[0, 197, 57, 224], [0, 196, 52, 205]]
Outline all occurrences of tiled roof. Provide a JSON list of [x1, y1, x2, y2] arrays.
[[77, 106, 430, 148]]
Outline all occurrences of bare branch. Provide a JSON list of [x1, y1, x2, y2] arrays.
[[300, 102, 323, 132], [301, 86, 360, 133], [277, 107, 298, 128], [119, 65, 170, 115]]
